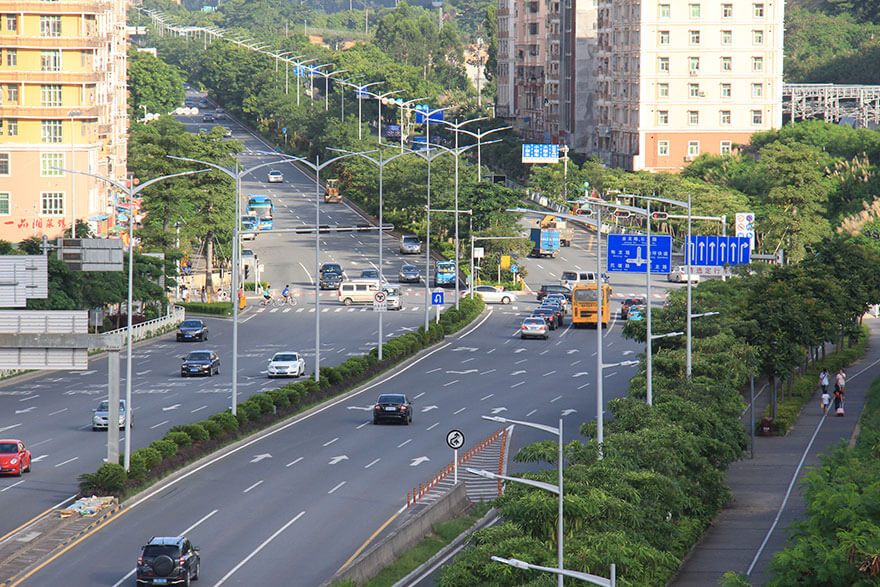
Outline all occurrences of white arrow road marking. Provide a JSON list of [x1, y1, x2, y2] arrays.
[[622, 350, 635, 355], [32, 455, 48, 463], [561, 409, 577, 416], [421, 405, 438, 412], [445, 369, 478, 374], [510, 370, 527, 376], [250, 453, 272, 463], [513, 348, 527, 353], [451, 346, 479, 352], [346, 405, 374, 411], [162, 404, 181, 412], [329, 455, 349, 465], [15, 407, 36, 414], [491, 407, 508, 415], [566, 349, 579, 354], [410, 456, 430, 467], [572, 372, 590, 378]]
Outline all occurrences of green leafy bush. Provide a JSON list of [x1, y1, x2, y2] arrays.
[[248, 393, 275, 415], [178, 302, 233, 316], [209, 411, 239, 434], [238, 400, 261, 422], [267, 388, 291, 409], [198, 419, 222, 439], [180, 423, 210, 443], [136, 447, 163, 469], [150, 439, 178, 458], [79, 463, 127, 494], [165, 430, 193, 447], [321, 366, 343, 386], [125, 451, 147, 481]]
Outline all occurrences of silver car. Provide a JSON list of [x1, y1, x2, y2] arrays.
[[470, 285, 517, 304], [267, 351, 306, 378], [92, 400, 129, 431], [520, 317, 549, 340]]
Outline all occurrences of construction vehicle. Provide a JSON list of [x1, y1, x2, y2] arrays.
[[325, 179, 341, 203], [539, 215, 574, 247]]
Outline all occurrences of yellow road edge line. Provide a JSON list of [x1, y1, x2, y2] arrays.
[[6, 507, 129, 587], [0, 504, 63, 544], [335, 509, 402, 575]]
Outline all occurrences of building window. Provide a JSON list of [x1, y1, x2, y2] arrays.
[[720, 110, 731, 125], [752, 83, 763, 98], [41, 119, 63, 143], [6, 84, 17, 103], [659, 4, 670, 18], [689, 30, 700, 44], [41, 192, 64, 216], [658, 141, 669, 156], [6, 15, 17, 32], [688, 83, 700, 97], [659, 30, 669, 45], [40, 15, 61, 37], [688, 57, 700, 72], [721, 30, 732, 45], [721, 83, 732, 97], [7, 119, 18, 136], [722, 3, 733, 17], [0, 193, 8, 215], [40, 153, 64, 176], [6, 49, 16, 66], [720, 141, 732, 155], [721, 56, 732, 72], [0, 153, 8, 175], [40, 84, 62, 107], [689, 3, 701, 18], [753, 3, 764, 17], [658, 111, 669, 125], [659, 57, 670, 72], [528, 23, 538, 35], [658, 83, 669, 97], [41, 50, 61, 72], [752, 110, 763, 125], [753, 30, 764, 44], [688, 110, 700, 125], [688, 141, 700, 158], [752, 56, 764, 72]]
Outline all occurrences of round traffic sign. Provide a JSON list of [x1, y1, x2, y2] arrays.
[[374, 291, 387, 304], [446, 429, 465, 450]]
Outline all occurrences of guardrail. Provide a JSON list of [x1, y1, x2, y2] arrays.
[[100, 305, 186, 346]]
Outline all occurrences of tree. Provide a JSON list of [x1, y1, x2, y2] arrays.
[[127, 48, 185, 118]]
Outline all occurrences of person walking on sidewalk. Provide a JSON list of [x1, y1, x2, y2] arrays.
[[836, 368, 847, 397], [819, 368, 830, 394], [821, 389, 831, 415]]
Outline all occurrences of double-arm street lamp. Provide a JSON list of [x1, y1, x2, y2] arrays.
[[444, 124, 510, 182], [371, 89, 403, 144], [339, 74, 365, 122], [321, 68, 348, 111], [491, 556, 616, 586], [294, 58, 319, 106], [308, 63, 334, 103], [353, 81, 384, 140]]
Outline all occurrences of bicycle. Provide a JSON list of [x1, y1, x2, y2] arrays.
[[265, 294, 297, 308]]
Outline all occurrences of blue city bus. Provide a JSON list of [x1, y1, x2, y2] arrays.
[[434, 260, 456, 287], [246, 195, 274, 230]]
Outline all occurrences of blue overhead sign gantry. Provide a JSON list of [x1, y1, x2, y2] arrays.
[[688, 236, 751, 266]]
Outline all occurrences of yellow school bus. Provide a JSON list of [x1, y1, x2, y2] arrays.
[[571, 283, 613, 328], [325, 179, 341, 203]]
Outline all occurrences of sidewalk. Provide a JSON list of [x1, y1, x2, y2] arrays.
[[672, 317, 879, 586]]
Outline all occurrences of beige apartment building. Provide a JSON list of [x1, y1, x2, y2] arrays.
[[0, 0, 128, 243], [594, 0, 784, 171]]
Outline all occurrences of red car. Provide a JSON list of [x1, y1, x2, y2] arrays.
[[0, 439, 31, 476]]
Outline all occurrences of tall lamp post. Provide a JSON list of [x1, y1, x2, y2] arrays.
[[339, 74, 365, 122], [447, 125, 510, 182], [60, 167, 209, 469], [322, 68, 348, 111], [370, 89, 403, 144], [308, 63, 334, 103], [294, 58, 319, 106], [391, 97, 430, 152], [491, 557, 615, 587], [353, 81, 384, 140], [68, 110, 82, 237], [278, 52, 303, 95]]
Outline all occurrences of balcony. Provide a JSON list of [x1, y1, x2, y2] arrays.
[[0, 0, 113, 11], [0, 35, 108, 49], [0, 70, 103, 83], [0, 104, 100, 118]]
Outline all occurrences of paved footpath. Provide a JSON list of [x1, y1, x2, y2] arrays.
[[672, 317, 880, 586]]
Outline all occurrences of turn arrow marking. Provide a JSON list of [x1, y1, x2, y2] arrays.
[[566, 349, 579, 355], [329, 455, 349, 465], [491, 407, 508, 414], [451, 346, 479, 352], [250, 453, 272, 463], [510, 370, 527, 376], [561, 409, 577, 416], [421, 405, 438, 412], [410, 456, 430, 467], [346, 405, 373, 411]]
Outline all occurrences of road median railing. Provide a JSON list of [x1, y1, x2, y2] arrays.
[[98, 305, 186, 348]]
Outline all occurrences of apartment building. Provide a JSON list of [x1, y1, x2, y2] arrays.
[[594, 0, 784, 171], [0, 0, 128, 243]]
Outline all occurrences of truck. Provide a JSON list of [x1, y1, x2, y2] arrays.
[[433, 260, 457, 287], [246, 196, 274, 230], [325, 179, 341, 203], [529, 227, 560, 258], [539, 215, 574, 247]]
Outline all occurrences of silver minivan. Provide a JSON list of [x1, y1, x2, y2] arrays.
[[400, 235, 422, 254], [338, 279, 383, 305], [560, 270, 608, 289]]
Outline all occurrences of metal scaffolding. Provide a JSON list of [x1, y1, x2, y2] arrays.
[[783, 83, 880, 128]]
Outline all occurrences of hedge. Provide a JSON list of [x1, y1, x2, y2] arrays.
[[76, 294, 486, 500], [177, 301, 233, 316]]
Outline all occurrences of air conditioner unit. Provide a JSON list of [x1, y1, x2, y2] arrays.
[[698, 91, 706, 97], [684, 155, 696, 161]]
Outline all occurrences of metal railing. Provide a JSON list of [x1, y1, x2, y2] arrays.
[[101, 305, 186, 346]]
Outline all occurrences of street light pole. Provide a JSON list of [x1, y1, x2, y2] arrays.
[[324, 68, 348, 111], [686, 193, 693, 377], [294, 58, 318, 106], [450, 125, 511, 183], [596, 204, 604, 457], [340, 74, 365, 122], [354, 81, 384, 140], [68, 110, 82, 236]]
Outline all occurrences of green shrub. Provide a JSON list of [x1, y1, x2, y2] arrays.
[[125, 451, 147, 481], [320, 366, 343, 386], [165, 430, 193, 447], [238, 400, 261, 422], [150, 439, 178, 458], [79, 463, 127, 495], [199, 419, 222, 439], [283, 383, 306, 406], [267, 388, 291, 408], [302, 379, 320, 394], [234, 410, 249, 427], [177, 301, 233, 316], [209, 411, 239, 434], [248, 393, 275, 415], [180, 423, 210, 443], [136, 447, 163, 469], [244, 281, 268, 291]]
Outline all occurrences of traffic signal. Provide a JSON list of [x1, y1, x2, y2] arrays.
[[613, 210, 631, 219], [244, 265, 250, 279], [574, 208, 593, 216], [650, 211, 669, 220]]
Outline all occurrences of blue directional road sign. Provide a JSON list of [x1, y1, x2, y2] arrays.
[[521, 144, 559, 164], [688, 236, 751, 265], [606, 234, 672, 273], [431, 292, 445, 305], [511, 264, 518, 273]]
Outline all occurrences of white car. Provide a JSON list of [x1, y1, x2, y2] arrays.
[[471, 285, 517, 304], [267, 351, 306, 378], [267, 170, 283, 183], [667, 266, 701, 283]]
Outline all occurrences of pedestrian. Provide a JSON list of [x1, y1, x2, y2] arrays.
[[820, 389, 830, 415], [818, 368, 829, 394], [200, 288, 206, 303], [836, 368, 847, 397]]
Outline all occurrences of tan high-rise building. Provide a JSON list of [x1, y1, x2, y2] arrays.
[[0, 0, 128, 243], [594, 0, 783, 171]]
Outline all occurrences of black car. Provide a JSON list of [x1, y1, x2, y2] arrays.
[[202, 113, 215, 122], [181, 350, 220, 377], [398, 263, 421, 283], [531, 307, 559, 329], [537, 284, 572, 301], [137, 536, 200, 586], [621, 297, 646, 319], [319, 270, 344, 290], [545, 293, 569, 313], [320, 262, 343, 276], [540, 300, 565, 326], [176, 319, 209, 342], [373, 393, 412, 425]]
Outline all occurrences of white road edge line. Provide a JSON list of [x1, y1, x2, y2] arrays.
[[214, 511, 306, 586], [458, 309, 493, 339]]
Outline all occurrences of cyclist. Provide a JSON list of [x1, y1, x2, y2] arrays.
[[262, 284, 272, 306], [282, 284, 291, 304]]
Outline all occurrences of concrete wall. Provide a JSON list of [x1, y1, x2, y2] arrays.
[[326, 482, 473, 586]]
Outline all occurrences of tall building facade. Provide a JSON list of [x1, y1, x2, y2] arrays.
[[0, 0, 128, 243], [594, 0, 784, 171]]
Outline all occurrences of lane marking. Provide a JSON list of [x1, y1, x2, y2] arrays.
[[150, 420, 169, 430], [48, 408, 68, 416], [397, 439, 412, 448], [0, 423, 22, 433], [356, 421, 369, 429], [323, 437, 339, 447], [480, 369, 496, 375], [443, 379, 459, 387], [1, 480, 25, 492], [243, 480, 264, 493], [18, 395, 39, 402], [337, 509, 402, 574], [286, 457, 304, 468], [526, 409, 537, 417], [54, 456, 78, 468], [453, 407, 466, 414], [328, 481, 346, 494], [215, 510, 306, 586], [480, 394, 494, 401], [191, 405, 208, 413], [511, 381, 525, 388], [543, 370, 557, 376], [364, 458, 380, 469], [550, 395, 562, 403], [426, 367, 441, 374], [426, 423, 439, 430]]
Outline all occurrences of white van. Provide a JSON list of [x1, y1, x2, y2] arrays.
[[338, 280, 383, 305], [560, 270, 608, 289]]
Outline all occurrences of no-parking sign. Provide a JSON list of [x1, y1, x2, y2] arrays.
[[735, 212, 755, 250]]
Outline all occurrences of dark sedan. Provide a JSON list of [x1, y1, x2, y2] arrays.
[[398, 263, 421, 283], [537, 284, 572, 301], [319, 270, 344, 290], [531, 307, 559, 330], [181, 350, 220, 377], [176, 319, 209, 342], [621, 297, 646, 319], [540, 300, 565, 326], [373, 393, 412, 425]]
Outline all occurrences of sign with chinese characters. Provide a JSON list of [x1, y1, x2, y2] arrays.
[[606, 234, 672, 273], [2, 217, 67, 230], [690, 265, 733, 278], [521, 144, 559, 164]]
